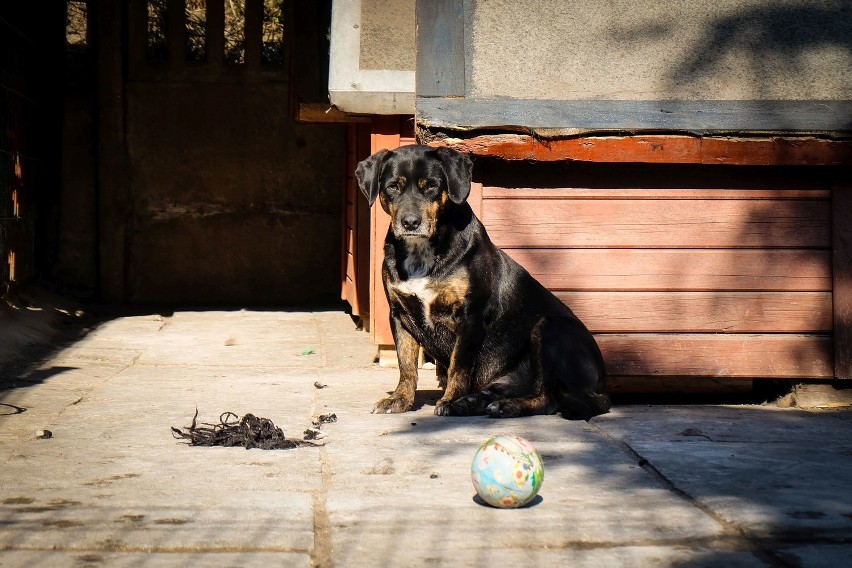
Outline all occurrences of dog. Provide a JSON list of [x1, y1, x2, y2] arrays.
[[356, 145, 609, 420]]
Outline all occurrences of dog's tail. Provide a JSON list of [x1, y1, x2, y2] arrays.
[[531, 314, 610, 421], [556, 391, 611, 421], [537, 316, 610, 421]]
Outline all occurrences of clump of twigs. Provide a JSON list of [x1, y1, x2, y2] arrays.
[[303, 413, 338, 440], [171, 409, 307, 450]]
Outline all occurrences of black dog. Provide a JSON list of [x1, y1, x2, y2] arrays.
[[356, 145, 609, 420]]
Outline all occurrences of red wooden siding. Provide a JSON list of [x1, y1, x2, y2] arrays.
[[503, 249, 831, 291], [552, 292, 832, 334], [480, 184, 834, 380], [598, 335, 833, 378], [835, 185, 852, 380], [483, 192, 831, 249], [341, 124, 372, 320]]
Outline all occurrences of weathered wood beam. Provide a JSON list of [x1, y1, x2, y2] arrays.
[[96, 0, 130, 302], [416, 0, 465, 97], [426, 134, 852, 166], [167, 0, 186, 72], [417, 98, 852, 133], [294, 102, 371, 124], [206, 0, 225, 66], [244, 0, 263, 67]]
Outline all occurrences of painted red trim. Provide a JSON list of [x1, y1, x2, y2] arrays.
[[427, 134, 852, 166]]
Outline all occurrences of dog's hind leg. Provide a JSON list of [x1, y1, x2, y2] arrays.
[[442, 322, 551, 418], [445, 386, 552, 417], [541, 316, 610, 421], [481, 316, 610, 420], [557, 392, 612, 421], [439, 359, 537, 416], [442, 389, 498, 416], [479, 319, 550, 418]]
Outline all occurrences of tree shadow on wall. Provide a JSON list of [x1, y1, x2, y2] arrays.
[[610, 3, 851, 98]]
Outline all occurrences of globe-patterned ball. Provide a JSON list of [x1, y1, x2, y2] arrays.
[[471, 435, 543, 508]]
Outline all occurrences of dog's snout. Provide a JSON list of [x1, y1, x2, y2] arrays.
[[401, 214, 421, 231]]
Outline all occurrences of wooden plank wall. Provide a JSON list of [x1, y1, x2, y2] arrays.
[[480, 181, 835, 380], [834, 186, 852, 380], [341, 123, 372, 320]]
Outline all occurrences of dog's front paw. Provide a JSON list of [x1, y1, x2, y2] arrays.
[[435, 393, 488, 416], [434, 399, 454, 416], [435, 393, 468, 416], [372, 394, 413, 414]]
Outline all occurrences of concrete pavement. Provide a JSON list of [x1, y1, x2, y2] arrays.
[[1, 309, 851, 567]]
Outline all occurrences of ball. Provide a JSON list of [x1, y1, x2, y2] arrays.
[[471, 434, 543, 508]]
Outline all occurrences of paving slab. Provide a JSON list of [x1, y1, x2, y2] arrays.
[[1, 310, 851, 567], [135, 311, 329, 369], [780, 544, 852, 568], [320, 369, 727, 563], [594, 406, 852, 542], [0, 551, 311, 568]]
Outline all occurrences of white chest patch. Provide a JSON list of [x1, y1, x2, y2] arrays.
[[395, 277, 438, 326]]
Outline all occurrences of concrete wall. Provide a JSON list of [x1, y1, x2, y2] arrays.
[[360, 0, 415, 71], [466, 0, 851, 100], [328, 0, 415, 114]]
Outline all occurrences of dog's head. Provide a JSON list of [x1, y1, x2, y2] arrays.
[[355, 145, 473, 239]]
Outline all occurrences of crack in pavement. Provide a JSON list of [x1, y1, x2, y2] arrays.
[[590, 421, 802, 568]]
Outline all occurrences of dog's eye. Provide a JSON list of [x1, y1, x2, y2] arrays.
[[424, 184, 440, 197], [385, 182, 401, 196]]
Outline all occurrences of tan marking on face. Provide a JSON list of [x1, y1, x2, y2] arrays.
[[423, 200, 441, 235], [418, 178, 428, 189]]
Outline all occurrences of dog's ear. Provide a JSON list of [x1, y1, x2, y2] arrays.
[[355, 149, 391, 206], [434, 147, 473, 204]]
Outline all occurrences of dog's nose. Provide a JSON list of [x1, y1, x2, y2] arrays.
[[401, 214, 421, 231]]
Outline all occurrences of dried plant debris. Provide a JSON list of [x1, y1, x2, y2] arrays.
[[171, 410, 310, 450], [303, 428, 326, 440], [302, 412, 339, 440], [313, 413, 338, 426]]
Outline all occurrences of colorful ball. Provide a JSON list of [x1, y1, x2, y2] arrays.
[[471, 435, 544, 508]]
